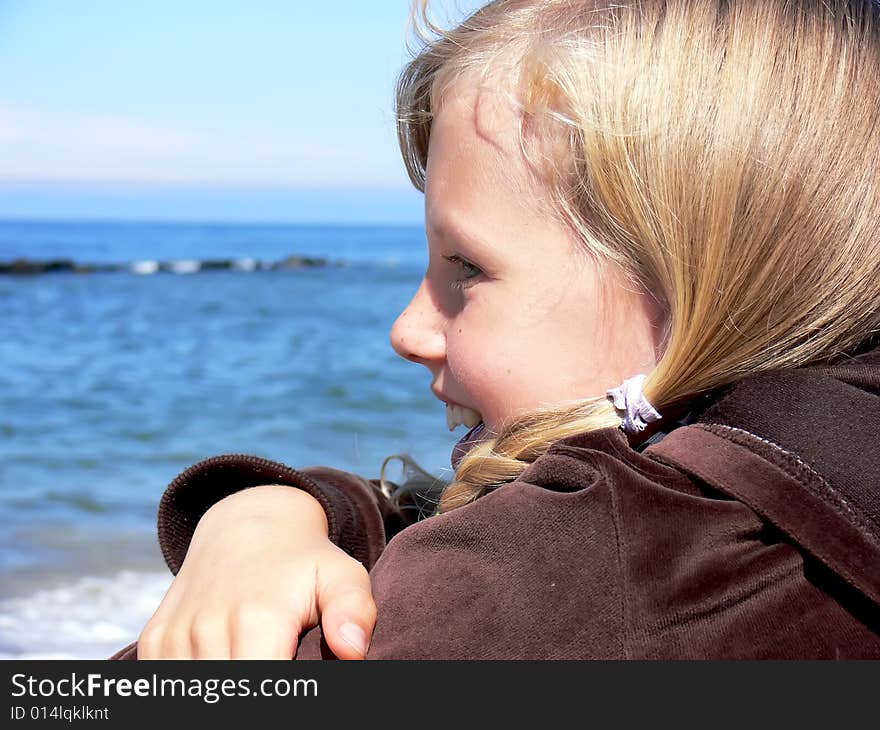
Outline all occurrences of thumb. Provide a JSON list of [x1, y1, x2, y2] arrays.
[[316, 560, 376, 660]]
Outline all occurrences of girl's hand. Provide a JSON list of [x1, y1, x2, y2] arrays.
[[136, 485, 376, 659]]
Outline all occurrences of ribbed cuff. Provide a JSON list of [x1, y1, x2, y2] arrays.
[[157, 454, 387, 575]]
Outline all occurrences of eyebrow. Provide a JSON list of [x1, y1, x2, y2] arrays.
[[427, 217, 484, 250]]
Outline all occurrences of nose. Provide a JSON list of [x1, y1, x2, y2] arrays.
[[390, 277, 446, 366]]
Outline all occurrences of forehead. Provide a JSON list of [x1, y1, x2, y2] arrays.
[[423, 79, 544, 240]]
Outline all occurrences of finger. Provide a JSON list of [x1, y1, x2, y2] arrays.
[[137, 580, 183, 659], [190, 612, 231, 660], [160, 624, 195, 660], [317, 561, 376, 660], [229, 605, 301, 659], [137, 622, 165, 660]]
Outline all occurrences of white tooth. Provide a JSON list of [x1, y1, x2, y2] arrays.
[[445, 402, 483, 431], [462, 407, 481, 428]]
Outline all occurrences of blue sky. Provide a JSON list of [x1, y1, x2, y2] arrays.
[[0, 0, 481, 223]]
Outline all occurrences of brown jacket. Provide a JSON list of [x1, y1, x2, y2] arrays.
[[111, 344, 880, 659]]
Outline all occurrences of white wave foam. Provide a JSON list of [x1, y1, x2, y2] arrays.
[[130, 260, 159, 275], [168, 259, 200, 274], [232, 257, 258, 272], [0, 571, 172, 659]]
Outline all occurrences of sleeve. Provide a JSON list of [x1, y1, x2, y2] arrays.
[[107, 453, 430, 661], [111, 468, 622, 661], [106, 474, 568, 660], [293, 473, 624, 660], [155, 453, 407, 576]]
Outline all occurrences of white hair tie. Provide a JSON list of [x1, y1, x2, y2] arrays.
[[606, 373, 662, 434]]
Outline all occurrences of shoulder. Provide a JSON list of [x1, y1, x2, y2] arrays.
[[366, 425, 880, 658], [526, 426, 766, 586], [365, 427, 704, 659], [365, 439, 623, 658]]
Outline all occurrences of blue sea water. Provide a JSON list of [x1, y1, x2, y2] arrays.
[[0, 219, 463, 658]]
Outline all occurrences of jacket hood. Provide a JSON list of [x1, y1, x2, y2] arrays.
[[647, 341, 880, 610], [691, 342, 880, 539]]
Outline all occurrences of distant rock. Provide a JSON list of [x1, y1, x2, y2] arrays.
[[0, 258, 76, 274], [271, 255, 327, 270], [0, 255, 331, 276]]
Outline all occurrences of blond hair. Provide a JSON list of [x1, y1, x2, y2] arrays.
[[394, 0, 880, 513]]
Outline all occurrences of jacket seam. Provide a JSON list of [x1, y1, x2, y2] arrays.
[[678, 424, 880, 600], [595, 455, 631, 660], [549, 443, 676, 484], [698, 424, 879, 543]]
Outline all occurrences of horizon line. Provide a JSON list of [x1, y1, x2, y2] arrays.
[[0, 215, 426, 228]]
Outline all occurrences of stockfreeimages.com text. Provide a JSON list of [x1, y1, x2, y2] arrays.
[[11, 673, 317, 704]]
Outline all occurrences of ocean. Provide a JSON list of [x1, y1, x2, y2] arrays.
[[0, 219, 462, 658]]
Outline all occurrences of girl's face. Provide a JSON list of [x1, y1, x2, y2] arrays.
[[390, 81, 664, 438]]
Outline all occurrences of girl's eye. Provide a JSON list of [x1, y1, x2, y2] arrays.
[[443, 254, 483, 290]]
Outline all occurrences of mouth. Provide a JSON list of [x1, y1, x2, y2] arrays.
[[445, 402, 484, 432], [432, 388, 483, 432]]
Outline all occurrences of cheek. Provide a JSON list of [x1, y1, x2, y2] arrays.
[[445, 330, 490, 391], [447, 325, 535, 425]]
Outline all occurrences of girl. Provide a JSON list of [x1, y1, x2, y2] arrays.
[[115, 0, 880, 659]]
